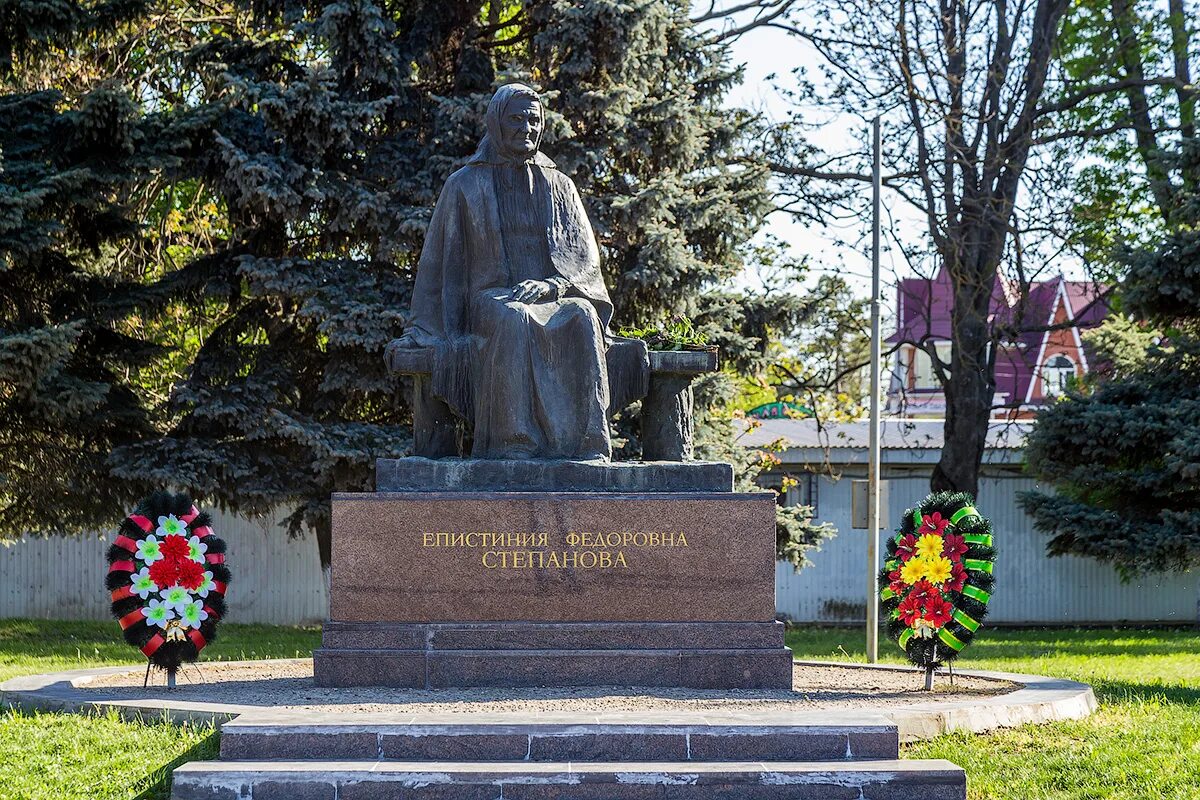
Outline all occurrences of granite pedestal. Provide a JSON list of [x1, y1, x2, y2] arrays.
[[314, 460, 792, 689]]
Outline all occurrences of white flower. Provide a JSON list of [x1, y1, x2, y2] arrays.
[[187, 535, 208, 563], [130, 568, 157, 599], [195, 571, 216, 598], [142, 598, 175, 628], [160, 585, 192, 611], [180, 600, 209, 629], [155, 514, 188, 538], [134, 535, 163, 564]]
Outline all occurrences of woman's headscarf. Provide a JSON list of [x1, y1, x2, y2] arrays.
[[468, 83, 556, 167]]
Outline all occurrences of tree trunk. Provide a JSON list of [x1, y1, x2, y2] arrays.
[[931, 255, 996, 498], [1111, 0, 1176, 220], [317, 518, 332, 571]]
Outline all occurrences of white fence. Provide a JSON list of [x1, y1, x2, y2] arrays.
[[776, 474, 1199, 624], [0, 509, 328, 625], [3, 476, 1196, 626]]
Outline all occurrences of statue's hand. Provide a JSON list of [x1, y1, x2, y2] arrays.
[[510, 279, 553, 303], [392, 332, 419, 347]]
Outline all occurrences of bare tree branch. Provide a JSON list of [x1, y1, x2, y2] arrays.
[[702, 0, 797, 42]]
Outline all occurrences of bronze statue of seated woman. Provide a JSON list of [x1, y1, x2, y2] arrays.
[[389, 83, 649, 460]]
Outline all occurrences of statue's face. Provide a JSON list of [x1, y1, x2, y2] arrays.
[[500, 96, 542, 158]]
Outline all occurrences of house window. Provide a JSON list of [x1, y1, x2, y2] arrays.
[[911, 342, 951, 389], [1042, 354, 1075, 397]]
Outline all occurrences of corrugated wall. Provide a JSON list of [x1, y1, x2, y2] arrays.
[[4, 476, 1195, 626], [0, 509, 329, 625], [776, 474, 1199, 624]]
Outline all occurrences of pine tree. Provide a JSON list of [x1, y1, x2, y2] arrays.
[[1020, 141, 1200, 577], [109, 0, 420, 565], [4, 0, 833, 566], [0, 1, 168, 538]]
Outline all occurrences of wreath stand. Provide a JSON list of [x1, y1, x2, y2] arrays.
[[143, 661, 178, 689]]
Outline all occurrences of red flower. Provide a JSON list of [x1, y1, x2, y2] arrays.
[[149, 557, 179, 588], [176, 558, 205, 591], [908, 579, 937, 603], [942, 533, 968, 561], [923, 596, 954, 627], [896, 534, 918, 562], [888, 568, 906, 594], [897, 595, 923, 626], [947, 562, 967, 593], [919, 512, 950, 536], [160, 534, 191, 560]]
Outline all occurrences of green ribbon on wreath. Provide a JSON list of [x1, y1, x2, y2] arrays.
[[949, 506, 980, 525], [952, 608, 980, 632], [961, 585, 991, 604], [938, 627, 966, 651]]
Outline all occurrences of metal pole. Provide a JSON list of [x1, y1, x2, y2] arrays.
[[867, 117, 883, 663]]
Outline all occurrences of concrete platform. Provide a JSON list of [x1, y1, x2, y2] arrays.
[[171, 759, 967, 800], [0, 659, 1097, 743]]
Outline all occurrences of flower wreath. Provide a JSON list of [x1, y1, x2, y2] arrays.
[[878, 490, 995, 667], [105, 492, 229, 671]]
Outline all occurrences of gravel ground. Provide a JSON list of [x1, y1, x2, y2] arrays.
[[79, 660, 1018, 714]]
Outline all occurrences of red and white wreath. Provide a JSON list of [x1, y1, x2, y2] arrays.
[[106, 492, 230, 670]]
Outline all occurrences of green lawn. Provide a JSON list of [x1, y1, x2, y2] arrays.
[[786, 626, 1200, 800], [0, 620, 1197, 799], [0, 620, 320, 800]]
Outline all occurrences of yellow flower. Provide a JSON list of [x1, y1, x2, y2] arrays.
[[900, 557, 928, 585], [923, 555, 953, 586], [915, 533, 944, 559]]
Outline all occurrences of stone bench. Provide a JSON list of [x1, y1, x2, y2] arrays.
[[385, 340, 717, 460]]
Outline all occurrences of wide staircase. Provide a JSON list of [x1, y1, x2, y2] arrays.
[[171, 712, 966, 799]]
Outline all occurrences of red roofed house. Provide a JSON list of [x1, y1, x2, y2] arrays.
[[886, 270, 1109, 419]]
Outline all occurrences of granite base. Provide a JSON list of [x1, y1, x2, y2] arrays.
[[320, 488, 784, 688], [312, 622, 793, 689]]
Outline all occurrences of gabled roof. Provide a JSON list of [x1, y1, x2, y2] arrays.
[[888, 269, 1109, 407]]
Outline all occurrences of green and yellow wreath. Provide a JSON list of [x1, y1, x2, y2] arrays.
[[879, 490, 995, 667]]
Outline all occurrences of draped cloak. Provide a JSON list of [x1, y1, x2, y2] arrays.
[[405, 98, 646, 459]]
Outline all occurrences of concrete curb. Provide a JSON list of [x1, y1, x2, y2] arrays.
[[1, 658, 1096, 742], [790, 660, 1098, 742]]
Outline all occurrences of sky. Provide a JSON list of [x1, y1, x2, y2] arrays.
[[705, 3, 1093, 310], [714, 11, 912, 305]]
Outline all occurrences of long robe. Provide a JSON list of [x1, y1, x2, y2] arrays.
[[405, 148, 642, 460]]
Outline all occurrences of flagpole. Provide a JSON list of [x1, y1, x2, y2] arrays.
[[867, 116, 882, 663]]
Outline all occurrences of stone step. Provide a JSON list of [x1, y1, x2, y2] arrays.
[[218, 717, 900, 762], [313, 646, 793, 689], [172, 759, 966, 800]]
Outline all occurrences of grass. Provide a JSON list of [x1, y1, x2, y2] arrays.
[[786, 626, 1200, 800], [0, 619, 320, 800], [0, 618, 320, 684], [1, 620, 1197, 799]]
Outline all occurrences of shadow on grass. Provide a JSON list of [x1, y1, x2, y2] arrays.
[[0, 618, 321, 670], [963, 637, 1200, 660], [1087, 679, 1200, 707], [131, 729, 220, 800], [785, 626, 1200, 661]]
